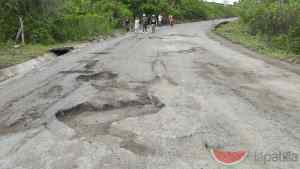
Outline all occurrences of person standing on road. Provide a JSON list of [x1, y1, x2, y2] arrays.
[[158, 14, 163, 26], [134, 17, 140, 33], [150, 15, 157, 33], [124, 18, 130, 32], [142, 14, 148, 33], [169, 15, 175, 27]]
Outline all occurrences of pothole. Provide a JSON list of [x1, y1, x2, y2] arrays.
[[161, 47, 206, 55], [40, 85, 63, 98], [0, 112, 42, 135], [56, 93, 164, 121], [49, 47, 74, 56], [91, 51, 110, 55], [177, 47, 206, 54], [55, 81, 165, 156], [165, 34, 198, 38], [59, 70, 94, 74], [76, 71, 118, 82], [148, 36, 165, 40], [84, 60, 99, 69], [120, 139, 156, 156]]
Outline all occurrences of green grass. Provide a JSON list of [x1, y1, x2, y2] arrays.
[[0, 29, 122, 69], [214, 20, 294, 60], [0, 43, 75, 69], [0, 44, 49, 69]]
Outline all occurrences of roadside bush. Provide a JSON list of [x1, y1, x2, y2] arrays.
[[289, 19, 300, 54], [271, 35, 289, 50], [0, 18, 19, 42], [53, 15, 113, 42], [30, 27, 55, 45], [90, 0, 132, 27], [240, 1, 297, 35], [206, 3, 238, 19], [179, 0, 208, 20], [239, 0, 300, 55]]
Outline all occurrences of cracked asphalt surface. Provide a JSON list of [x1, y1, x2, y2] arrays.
[[0, 19, 300, 169]]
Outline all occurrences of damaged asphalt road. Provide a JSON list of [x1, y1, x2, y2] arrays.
[[0, 19, 300, 169]]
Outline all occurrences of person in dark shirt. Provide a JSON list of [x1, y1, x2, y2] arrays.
[[124, 18, 130, 32]]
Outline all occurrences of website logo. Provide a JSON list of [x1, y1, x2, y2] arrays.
[[210, 149, 248, 166]]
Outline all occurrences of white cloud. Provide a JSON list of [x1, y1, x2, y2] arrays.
[[205, 0, 239, 4]]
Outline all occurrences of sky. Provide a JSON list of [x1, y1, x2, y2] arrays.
[[205, 0, 239, 4]]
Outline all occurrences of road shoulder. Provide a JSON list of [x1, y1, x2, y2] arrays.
[[208, 23, 300, 76]]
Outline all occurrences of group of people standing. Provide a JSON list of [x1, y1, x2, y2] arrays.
[[127, 14, 175, 33]]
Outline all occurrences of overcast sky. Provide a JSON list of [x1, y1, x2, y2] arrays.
[[205, 0, 239, 4]]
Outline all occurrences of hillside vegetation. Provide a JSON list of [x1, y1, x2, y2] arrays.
[[216, 0, 300, 61], [0, 0, 238, 45]]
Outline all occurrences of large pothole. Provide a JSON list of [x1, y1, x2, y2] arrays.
[[55, 81, 165, 156]]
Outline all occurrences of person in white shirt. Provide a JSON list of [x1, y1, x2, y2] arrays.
[[158, 14, 163, 26], [134, 17, 140, 33]]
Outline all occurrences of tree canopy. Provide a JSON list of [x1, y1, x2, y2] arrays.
[[238, 0, 300, 54], [0, 0, 238, 44]]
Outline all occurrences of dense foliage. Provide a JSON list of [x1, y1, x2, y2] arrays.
[[0, 0, 237, 44], [239, 0, 300, 54]]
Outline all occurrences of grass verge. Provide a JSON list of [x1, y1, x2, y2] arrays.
[[214, 20, 299, 62], [0, 43, 71, 69], [0, 29, 125, 70]]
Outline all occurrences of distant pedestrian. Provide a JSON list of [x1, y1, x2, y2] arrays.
[[150, 15, 157, 33], [124, 18, 130, 32], [142, 14, 148, 33], [169, 15, 175, 27], [134, 17, 140, 33], [158, 14, 163, 26]]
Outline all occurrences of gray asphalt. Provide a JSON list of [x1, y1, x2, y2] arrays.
[[0, 19, 299, 169]]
